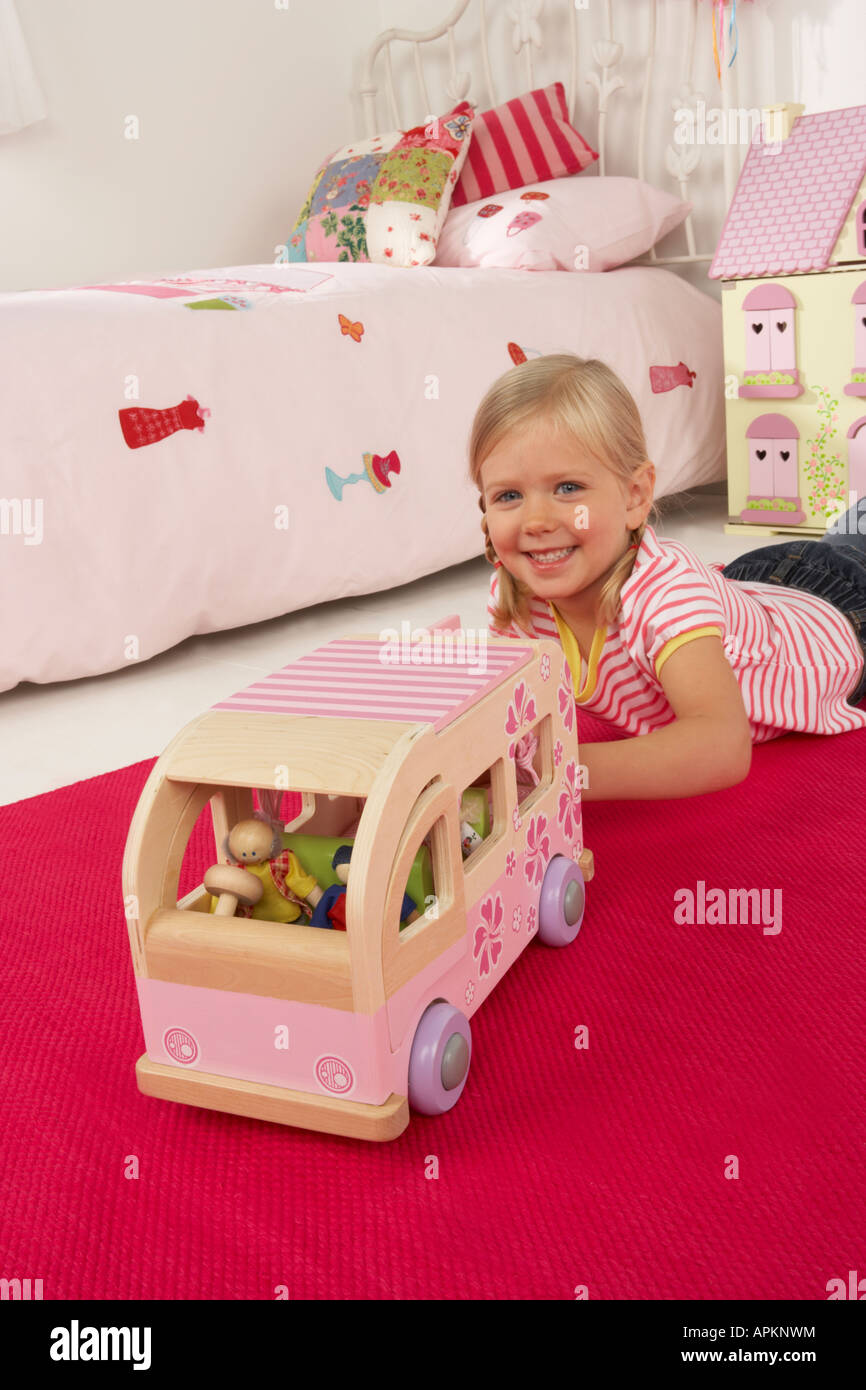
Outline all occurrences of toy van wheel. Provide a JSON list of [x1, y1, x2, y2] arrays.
[[538, 855, 585, 946], [408, 1002, 472, 1115]]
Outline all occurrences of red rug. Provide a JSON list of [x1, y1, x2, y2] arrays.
[[1, 709, 863, 1301]]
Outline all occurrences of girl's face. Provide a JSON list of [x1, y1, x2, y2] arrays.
[[480, 419, 655, 617]]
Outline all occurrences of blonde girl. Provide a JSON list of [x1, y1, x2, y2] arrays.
[[470, 354, 866, 801]]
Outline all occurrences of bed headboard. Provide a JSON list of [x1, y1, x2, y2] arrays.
[[360, 0, 753, 270]]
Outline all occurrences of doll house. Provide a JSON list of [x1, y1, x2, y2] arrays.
[[710, 102, 866, 535]]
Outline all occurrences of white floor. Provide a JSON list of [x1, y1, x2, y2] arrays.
[[0, 487, 776, 806]]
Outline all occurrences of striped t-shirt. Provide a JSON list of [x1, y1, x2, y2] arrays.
[[486, 524, 866, 743]]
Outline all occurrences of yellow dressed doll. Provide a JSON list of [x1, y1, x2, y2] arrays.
[[205, 815, 323, 923]]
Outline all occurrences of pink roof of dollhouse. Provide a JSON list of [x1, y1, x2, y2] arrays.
[[742, 284, 796, 309], [710, 105, 866, 279], [852, 280, 866, 303], [746, 413, 800, 439], [212, 636, 534, 731]]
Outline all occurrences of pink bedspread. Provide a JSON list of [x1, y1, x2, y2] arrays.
[[0, 262, 723, 690]]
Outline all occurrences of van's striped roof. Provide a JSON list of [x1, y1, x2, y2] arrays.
[[213, 636, 534, 732]]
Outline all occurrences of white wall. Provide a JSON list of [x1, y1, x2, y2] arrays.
[[0, 0, 861, 293], [0, 0, 383, 290], [774, 0, 866, 113]]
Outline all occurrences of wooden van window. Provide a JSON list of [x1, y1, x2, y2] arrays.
[[394, 811, 449, 935], [515, 714, 553, 811], [458, 779, 494, 861]]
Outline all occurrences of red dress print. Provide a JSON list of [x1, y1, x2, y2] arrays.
[[119, 394, 209, 449]]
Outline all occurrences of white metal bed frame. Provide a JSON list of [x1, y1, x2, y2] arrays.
[[360, 0, 747, 268]]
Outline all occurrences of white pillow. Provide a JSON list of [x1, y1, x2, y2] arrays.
[[434, 175, 691, 272]]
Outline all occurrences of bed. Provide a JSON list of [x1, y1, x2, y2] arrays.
[[0, 0, 749, 693]]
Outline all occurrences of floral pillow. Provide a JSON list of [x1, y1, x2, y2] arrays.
[[287, 102, 475, 267]]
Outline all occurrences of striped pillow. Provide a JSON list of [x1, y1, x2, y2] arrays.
[[452, 82, 597, 208]]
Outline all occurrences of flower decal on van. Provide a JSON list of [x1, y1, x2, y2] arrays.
[[524, 813, 551, 886], [504, 680, 537, 754], [473, 893, 505, 976], [558, 662, 575, 732], [558, 760, 582, 839]]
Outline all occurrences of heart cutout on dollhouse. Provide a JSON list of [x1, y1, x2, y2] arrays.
[[752, 323, 763, 333], [756, 449, 767, 459], [781, 450, 790, 460], [776, 321, 787, 331]]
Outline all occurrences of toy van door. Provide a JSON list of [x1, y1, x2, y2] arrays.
[[381, 779, 467, 1051]]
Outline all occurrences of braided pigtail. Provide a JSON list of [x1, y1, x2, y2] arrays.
[[479, 496, 534, 636]]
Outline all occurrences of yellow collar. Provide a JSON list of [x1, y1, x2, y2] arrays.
[[551, 607, 607, 703]]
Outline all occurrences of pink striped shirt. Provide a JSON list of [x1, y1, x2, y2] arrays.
[[487, 525, 866, 743]]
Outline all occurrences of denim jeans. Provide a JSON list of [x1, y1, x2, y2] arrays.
[[720, 497, 866, 707]]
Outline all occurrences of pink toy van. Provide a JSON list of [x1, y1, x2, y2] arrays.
[[122, 619, 592, 1141]]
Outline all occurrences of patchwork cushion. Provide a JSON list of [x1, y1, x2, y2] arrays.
[[286, 102, 475, 267]]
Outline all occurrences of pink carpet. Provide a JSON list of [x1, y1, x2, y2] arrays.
[[1, 708, 863, 1301]]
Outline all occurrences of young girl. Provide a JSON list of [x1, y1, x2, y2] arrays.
[[471, 354, 866, 801]]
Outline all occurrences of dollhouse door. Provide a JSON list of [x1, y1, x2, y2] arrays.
[[770, 313, 796, 373], [773, 439, 798, 496], [745, 312, 771, 374], [748, 437, 775, 495]]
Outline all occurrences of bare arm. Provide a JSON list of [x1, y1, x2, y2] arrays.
[[578, 635, 753, 801]]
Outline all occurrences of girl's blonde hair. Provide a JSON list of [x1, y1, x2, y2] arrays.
[[469, 354, 660, 632]]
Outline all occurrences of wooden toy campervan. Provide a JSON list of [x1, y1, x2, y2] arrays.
[[711, 102, 866, 535], [122, 616, 593, 1142]]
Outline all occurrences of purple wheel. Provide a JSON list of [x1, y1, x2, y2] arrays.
[[407, 1002, 472, 1115], [538, 855, 585, 946]]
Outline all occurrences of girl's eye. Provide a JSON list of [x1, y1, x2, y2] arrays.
[[557, 482, 583, 495], [494, 489, 520, 503]]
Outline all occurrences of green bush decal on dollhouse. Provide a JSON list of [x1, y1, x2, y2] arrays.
[[805, 387, 847, 520], [744, 498, 799, 511], [710, 102, 866, 531], [743, 373, 796, 387]]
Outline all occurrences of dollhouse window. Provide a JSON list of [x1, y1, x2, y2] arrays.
[[857, 202, 866, 258], [844, 282, 866, 397], [847, 418, 866, 501], [743, 414, 802, 520], [740, 284, 801, 397]]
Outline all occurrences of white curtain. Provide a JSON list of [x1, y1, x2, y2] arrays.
[[0, 0, 46, 135]]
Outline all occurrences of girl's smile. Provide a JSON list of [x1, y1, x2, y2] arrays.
[[524, 544, 579, 572]]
